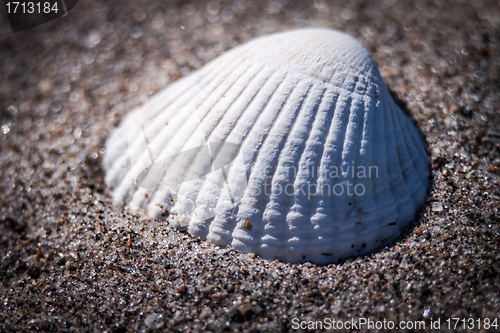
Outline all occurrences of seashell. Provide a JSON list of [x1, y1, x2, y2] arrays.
[[104, 29, 430, 264]]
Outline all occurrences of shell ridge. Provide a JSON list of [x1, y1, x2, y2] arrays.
[[232, 74, 299, 252], [179, 64, 274, 237], [141, 59, 261, 214], [104, 72, 195, 174], [341, 92, 364, 163], [113, 104, 200, 206], [199, 63, 266, 148], [316, 90, 352, 253], [132, 50, 253, 150], [303, 93, 341, 262], [397, 108, 429, 177], [389, 101, 428, 209], [380, 91, 416, 236], [334, 93, 369, 258], [350, 94, 378, 255], [390, 97, 429, 176], [104, 71, 205, 171], [104, 54, 234, 180], [376, 90, 407, 244], [258, 81, 315, 258], [121, 58, 256, 209], [282, 90, 340, 261], [305, 91, 354, 260], [367, 91, 395, 248], [162, 70, 290, 232], [207, 70, 292, 243], [393, 104, 430, 205], [252, 82, 321, 258], [343, 94, 371, 252], [241, 80, 302, 252], [107, 55, 250, 194], [202, 70, 285, 241], [256, 81, 311, 224], [276, 85, 331, 261], [159, 60, 269, 222], [230, 71, 291, 193]]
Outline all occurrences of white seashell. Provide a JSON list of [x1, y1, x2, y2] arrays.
[[104, 29, 430, 264]]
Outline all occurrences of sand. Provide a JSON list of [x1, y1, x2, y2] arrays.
[[0, 0, 499, 332]]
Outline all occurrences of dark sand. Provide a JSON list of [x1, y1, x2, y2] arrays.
[[1, 0, 499, 332]]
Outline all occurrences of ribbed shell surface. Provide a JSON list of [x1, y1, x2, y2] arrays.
[[104, 29, 430, 264]]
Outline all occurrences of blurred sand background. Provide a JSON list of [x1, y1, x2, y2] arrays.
[[0, 0, 499, 332]]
